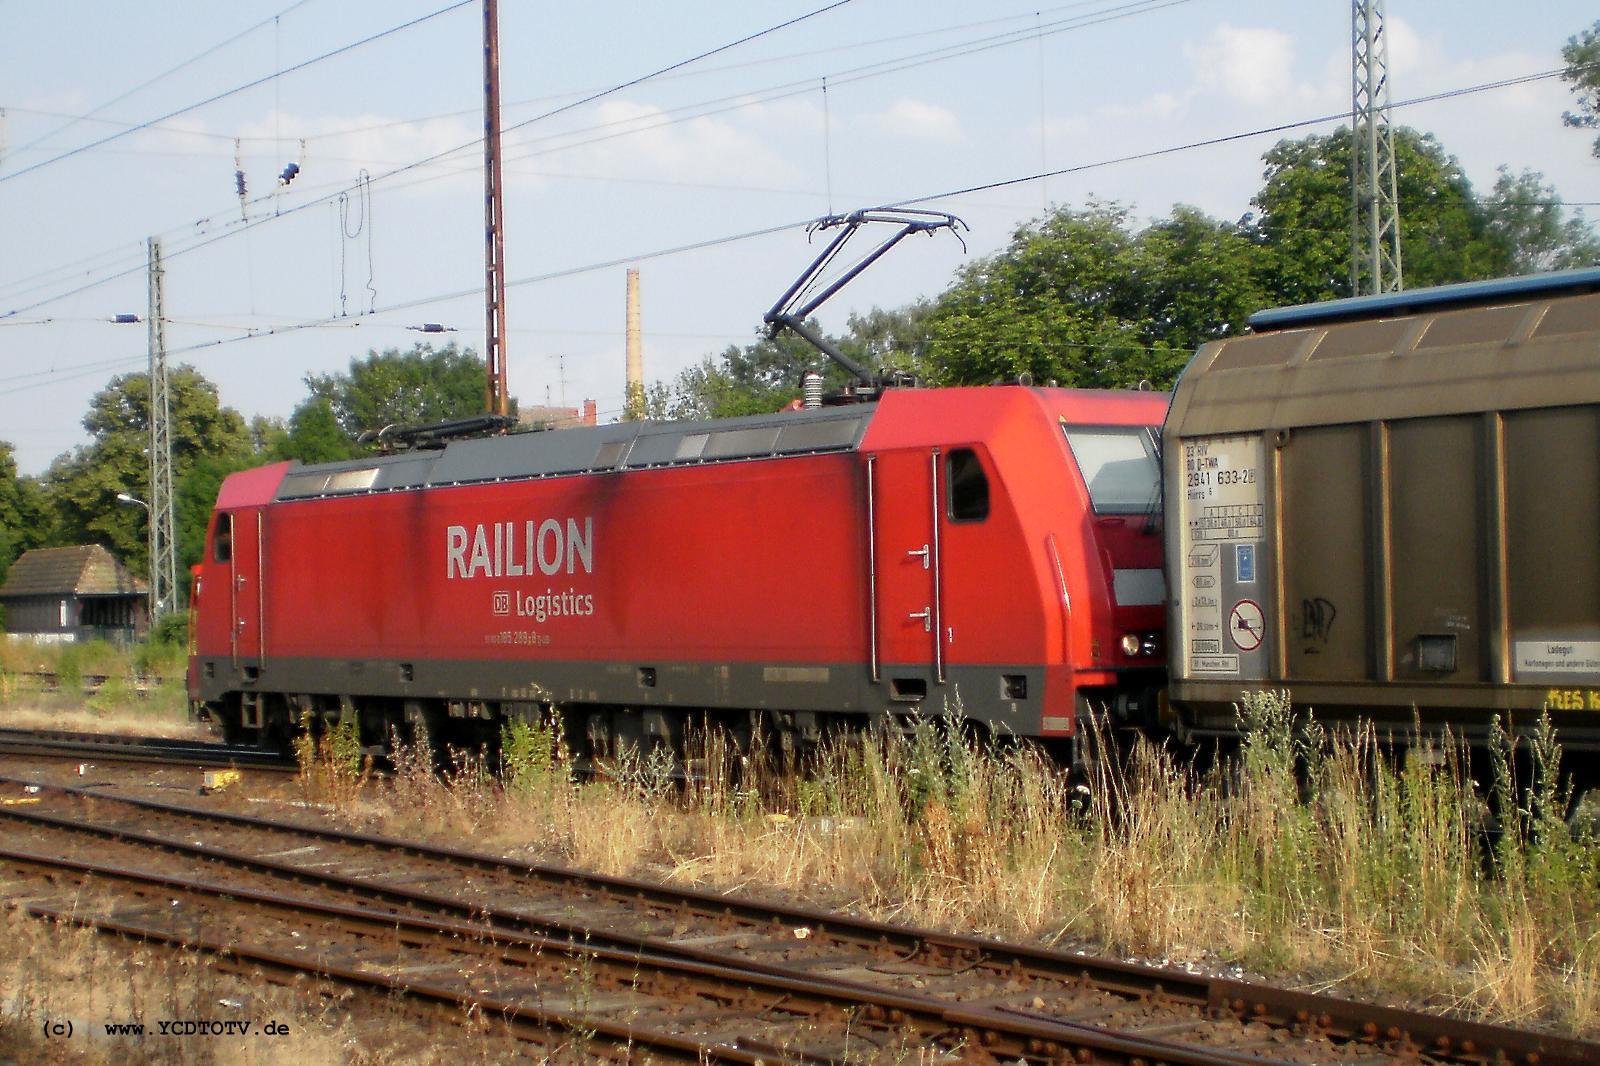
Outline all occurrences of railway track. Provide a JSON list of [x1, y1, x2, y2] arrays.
[[0, 727, 295, 771], [2, 844, 1330, 1066], [1, 776, 1590, 1065]]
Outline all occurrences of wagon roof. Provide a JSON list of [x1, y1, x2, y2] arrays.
[[1248, 265, 1600, 332], [1168, 269, 1600, 437]]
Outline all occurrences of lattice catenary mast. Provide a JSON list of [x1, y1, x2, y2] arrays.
[[146, 237, 178, 621], [483, 0, 509, 417], [1350, 0, 1403, 294]]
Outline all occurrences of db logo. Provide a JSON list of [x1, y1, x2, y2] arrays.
[[492, 591, 511, 616]]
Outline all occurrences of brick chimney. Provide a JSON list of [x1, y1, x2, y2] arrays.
[[582, 399, 598, 425]]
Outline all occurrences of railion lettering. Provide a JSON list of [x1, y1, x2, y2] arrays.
[[446, 517, 594, 579]]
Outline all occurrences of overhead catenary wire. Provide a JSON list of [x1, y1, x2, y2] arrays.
[[7, 0, 318, 160], [5, 30, 1595, 372], [0, 0, 475, 186], [0, 0, 1113, 150], [886, 62, 1600, 210], [0, 0, 867, 314], [4, 58, 1595, 395], [0, 0, 1175, 310]]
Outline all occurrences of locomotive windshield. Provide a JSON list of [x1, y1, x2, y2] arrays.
[[1062, 425, 1161, 514]]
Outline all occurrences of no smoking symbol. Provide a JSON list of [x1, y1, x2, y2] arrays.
[[1229, 599, 1264, 652]]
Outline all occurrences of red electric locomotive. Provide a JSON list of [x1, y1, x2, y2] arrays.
[[187, 385, 1168, 759]]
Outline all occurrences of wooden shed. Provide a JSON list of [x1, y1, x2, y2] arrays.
[[0, 545, 149, 645]]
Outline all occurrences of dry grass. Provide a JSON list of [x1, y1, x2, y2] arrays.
[[0, 636, 194, 737], [298, 695, 1600, 1038]]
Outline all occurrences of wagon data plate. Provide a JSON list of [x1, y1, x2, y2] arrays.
[[1177, 434, 1266, 678]]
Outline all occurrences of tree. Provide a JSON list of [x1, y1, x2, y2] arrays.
[[1134, 205, 1271, 354], [0, 441, 47, 586], [1562, 20, 1600, 157], [43, 367, 251, 579], [839, 302, 936, 375], [271, 400, 360, 463], [925, 203, 1145, 388], [1482, 167, 1600, 274], [302, 342, 512, 440], [1250, 126, 1513, 304], [649, 328, 831, 421], [923, 202, 1251, 389]]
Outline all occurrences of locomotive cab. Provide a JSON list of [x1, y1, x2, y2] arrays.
[[1059, 421, 1167, 726]]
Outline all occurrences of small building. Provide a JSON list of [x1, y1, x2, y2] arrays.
[[518, 399, 598, 431], [0, 545, 149, 645]]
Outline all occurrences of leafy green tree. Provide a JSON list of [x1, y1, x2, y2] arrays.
[[0, 441, 48, 586], [302, 342, 513, 439], [1135, 205, 1271, 354], [838, 302, 935, 375], [273, 399, 360, 463], [925, 203, 1145, 388], [649, 329, 829, 420], [924, 202, 1226, 389], [43, 366, 251, 580], [1482, 166, 1600, 273], [1562, 20, 1600, 157], [1250, 126, 1511, 304]]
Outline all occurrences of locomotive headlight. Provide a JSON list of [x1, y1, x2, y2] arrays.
[[1119, 633, 1141, 656]]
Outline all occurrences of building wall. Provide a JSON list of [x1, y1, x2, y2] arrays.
[[0, 594, 146, 645]]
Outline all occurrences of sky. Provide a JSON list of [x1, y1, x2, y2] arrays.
[[1, 0, 1595, 475]]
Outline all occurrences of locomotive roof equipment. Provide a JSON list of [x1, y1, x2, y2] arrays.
[[763, 208, 967, 397]]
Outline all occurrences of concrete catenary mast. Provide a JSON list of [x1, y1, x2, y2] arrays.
[[1350, 0, 1404, 294]]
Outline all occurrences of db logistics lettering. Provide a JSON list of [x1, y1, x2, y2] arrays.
[[447, 518, 594, 579]]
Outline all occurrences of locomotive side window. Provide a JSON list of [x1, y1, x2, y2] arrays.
[[1063, 426, 1161, 514], [212, 515, 233, 562], [946, 448, 989, 522]]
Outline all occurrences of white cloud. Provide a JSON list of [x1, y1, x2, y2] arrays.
[[1184, 24, 1300, 108], [514, 99, 801, 189], [1095, 91, 1187, 124], [867, 98, 963, 144]]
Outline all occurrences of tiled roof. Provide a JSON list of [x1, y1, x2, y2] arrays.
[[0, 545, 147, 598]]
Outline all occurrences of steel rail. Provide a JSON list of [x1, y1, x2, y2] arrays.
[[0, 843, 1302, 1066], [0, 728, 295, 771], [1, 775, 1593, 1066], [0, 847, 803, 1064]]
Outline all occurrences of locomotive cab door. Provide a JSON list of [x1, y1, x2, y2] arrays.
[[228, 508, 266, 670], [867, 449, 943, 700]]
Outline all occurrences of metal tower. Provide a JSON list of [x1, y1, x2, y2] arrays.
[[146, 238, 178, 622], [1350, 0, 1403, 294], [482, 0, 509, 417]]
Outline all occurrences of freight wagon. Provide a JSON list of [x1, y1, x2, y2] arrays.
[[1164, 266, 1600, 790]]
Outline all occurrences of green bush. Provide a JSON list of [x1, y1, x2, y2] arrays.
[[151, 612, 188, 648], [501, 713, 561, 796]]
